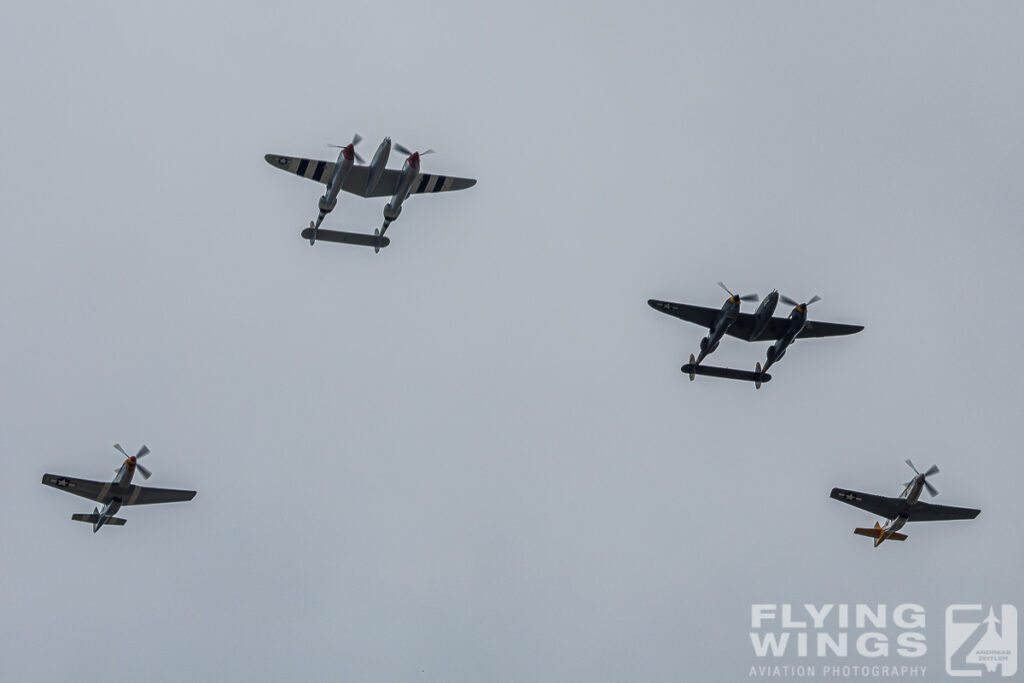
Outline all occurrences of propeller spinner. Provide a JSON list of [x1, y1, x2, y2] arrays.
[[113, 443, 152, 480]]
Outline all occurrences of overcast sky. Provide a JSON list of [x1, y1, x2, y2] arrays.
[[2, 2, 1022, 681]]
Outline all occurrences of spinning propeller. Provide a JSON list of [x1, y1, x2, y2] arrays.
[[717, 281, 758, 303], [780, 294, 821, 311], [328, 133, 365, 164], [903, 459, 939, 497], [113, 443, 152, 480], [394, 143, 435, 158]]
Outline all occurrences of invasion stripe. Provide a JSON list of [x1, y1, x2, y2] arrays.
[[415, 175, 430, 194], [312, 160, 327, 181], [432, 175, 447, 193], [296, 158, 309, 177]]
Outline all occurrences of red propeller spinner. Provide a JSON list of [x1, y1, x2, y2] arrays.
[[394, 143, 434, 170]]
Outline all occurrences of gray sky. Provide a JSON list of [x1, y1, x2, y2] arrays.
[[2, 2, 1022, 681]]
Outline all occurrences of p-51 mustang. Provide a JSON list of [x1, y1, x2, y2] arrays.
[[265, 136, 476, 251], [830, 460, 980, 547], [42, 444, 196, 532], [648, 284, 863, 385]]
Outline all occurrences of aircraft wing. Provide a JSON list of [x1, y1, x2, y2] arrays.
[[798, 320, 864, 339], [830, 488, 904, 519], [265, 154, 337, 185], [909, 501, 981, 522], [647, 300, 718, 329], [41, 474, 109, 502], [726, 317, 864, 341], [340, 168, 477, 198], [408, 173, 476, 195], [124, 485, 197, 505], [265, 156, 477, 198]]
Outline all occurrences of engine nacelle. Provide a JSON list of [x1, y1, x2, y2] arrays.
[[318, 194, 337, 213], [383, 202, 402, 221]]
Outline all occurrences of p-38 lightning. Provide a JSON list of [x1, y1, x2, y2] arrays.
[[265, 135, 476, 251], [830, 461, 980, 547], [42, 444, 196, 532], [648, 283, 863, 387]]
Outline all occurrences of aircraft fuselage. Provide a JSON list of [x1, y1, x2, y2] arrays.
[[875, 515, 909, 546], [92, 459, 138, 531], [748, 291, 780, 340], [365, 137, 391, 196], [872, 480, 930, 545]]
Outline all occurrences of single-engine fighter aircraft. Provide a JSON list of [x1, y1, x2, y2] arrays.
[[265, 137, 476, 251], [830, 460, 980, 547], [42, 444, 195, 532], [648, 288, 861, 385]]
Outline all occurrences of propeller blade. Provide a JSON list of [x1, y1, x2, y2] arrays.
[[113, 443, 130, 459], [807, 295, 821, 305], [351, 133, 362, 146], [329, 140, 366, 164], [924, 464, 939, 477], [924, 480, 939, 497], [421, 149, 435, 156], [717, 281, 735, 297], [740, 294, 759, 302], [905, 458, 920, 475], [135, 445, 150, 459], [780, 295, 799, 307], [137, 463, 152, 480], [394, 143, 413, 156]]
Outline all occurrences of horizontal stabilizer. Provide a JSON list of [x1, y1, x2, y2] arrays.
[[300, 227, 390, 248], [853, 527, 906, 541], [71, 513, 126, 526], [680, 362, 771, 384]]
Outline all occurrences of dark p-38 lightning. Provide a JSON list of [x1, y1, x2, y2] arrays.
[[42, 444, 196, 532], [649, 283, 863, 386], [830, 461, 980, 547]]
